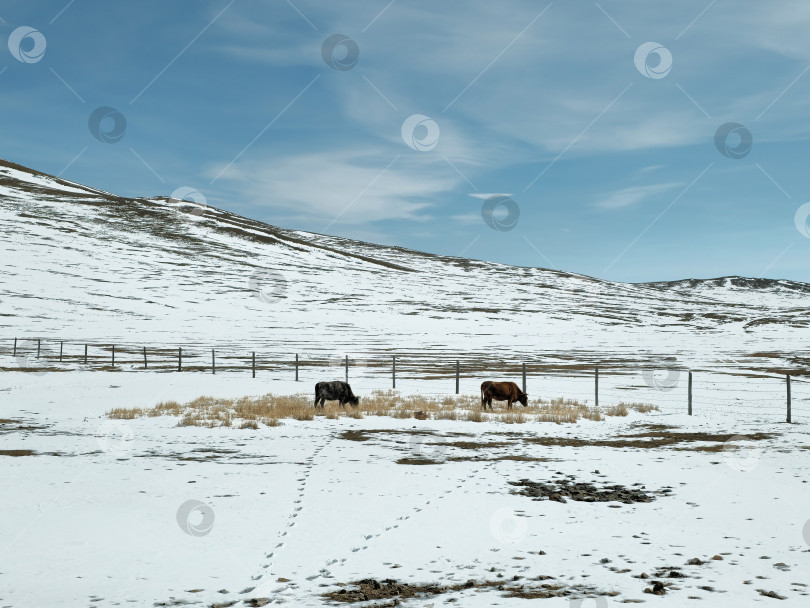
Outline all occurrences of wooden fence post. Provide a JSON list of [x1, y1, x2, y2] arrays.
[[13, 338, 17, 356], [84, 344, 87, 364], [59, 342, 63, 362], [688, 371, 693, 416], [595, 367, 599, 408], [178, 348, 182, 372], [212, 349, 216, 375], [143, 347, 147, 369], [295, 353, 298, 381], [37, 339, 41, 359], [786, 374, 792, 423], [455, 360, 460, 395], [522, 362, 526, 394], [344, 355, 349, 383], [393, 356, 396, 389], [252, 352, 256, 378], [111, 345, 115, 367]]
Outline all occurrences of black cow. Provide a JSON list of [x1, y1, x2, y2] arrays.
[[314, 381, 359, 408], [481, 381, 528, 410]]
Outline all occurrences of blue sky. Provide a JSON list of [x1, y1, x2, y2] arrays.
[[2, 0, 809, 283]]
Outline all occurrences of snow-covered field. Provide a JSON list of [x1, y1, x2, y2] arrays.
[[2, 370, 809, 607]]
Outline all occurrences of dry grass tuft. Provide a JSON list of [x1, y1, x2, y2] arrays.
[[605, 404, 629, 417], [624, 402, 660, 413], [108, 407, 142, 419], [105, 389, 658, 428]]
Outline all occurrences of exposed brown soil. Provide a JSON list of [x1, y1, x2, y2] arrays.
[[395, 457, 442, 465], [0, 449, 37, 457], [509, 476, 666, 504], [323, 577, 613, 604], [524, 430, 776, 450], [340, 429, 472, 443]]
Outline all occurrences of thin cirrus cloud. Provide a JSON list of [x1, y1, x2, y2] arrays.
[[207, 149, 459, 225], [595, 183, 682, 210], [468, 193, 513, 200]]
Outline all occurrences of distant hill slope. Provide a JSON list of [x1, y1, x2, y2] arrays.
[[1, 158, 808, 375]]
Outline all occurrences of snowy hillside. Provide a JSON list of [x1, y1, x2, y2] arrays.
[[1, 158, 808, 375]]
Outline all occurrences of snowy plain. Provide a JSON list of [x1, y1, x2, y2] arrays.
[[2, 369, 810, 607]]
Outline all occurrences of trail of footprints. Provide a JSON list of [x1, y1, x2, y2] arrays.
[[317, 460, 500, 574], [250, 435, 333, 584]]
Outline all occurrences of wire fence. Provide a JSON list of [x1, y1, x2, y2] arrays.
[[2, 337, 806, 422]]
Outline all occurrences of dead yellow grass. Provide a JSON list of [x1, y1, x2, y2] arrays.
[[105, 390, 657, 427], [108, 407, 143, 419], [623, 402, 660, 413], [605, 404, 629, 417]]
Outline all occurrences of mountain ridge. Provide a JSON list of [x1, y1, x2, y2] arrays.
[[1, 157, 808, 375]]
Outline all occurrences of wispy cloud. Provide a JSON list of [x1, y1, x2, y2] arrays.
[[468, 192, 512, 199], [206, 148, 458, 225], [595, 183, 682, 210]]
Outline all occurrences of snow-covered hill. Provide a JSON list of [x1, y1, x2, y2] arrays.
[[1, 158, 808, 375]]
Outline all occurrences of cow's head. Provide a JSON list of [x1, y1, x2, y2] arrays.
[[518, 392, 528, 407], [347, 394, 360, 407]]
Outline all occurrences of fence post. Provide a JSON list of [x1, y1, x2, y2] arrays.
[[345, 355, 349, 383], [252, 352, 256, 378], [112, 345, 115, 367], [143, 347, 147, 369], [295, 353, 298, 381], [786, 374, 792, 423], [37, 339, 41, 359], [13, 338, 17, 356], [688, 371, 693, 416], [595, 367, 599, 408], [59, 342, 63, 362], [455, 360, 460, 395], [522, 362, 526, 394], [393, 356, 396, 389], [84, 344, 87, 364], [212, 349, 216, 375]]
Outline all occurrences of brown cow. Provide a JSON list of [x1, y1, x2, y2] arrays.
[[481, 381, 528, 410]]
